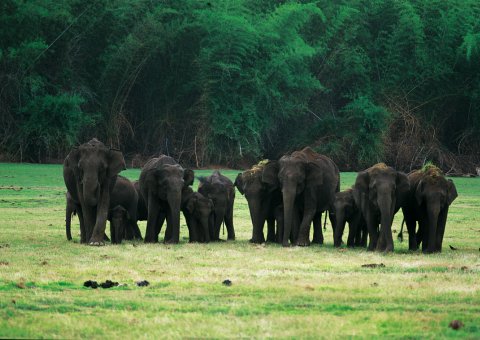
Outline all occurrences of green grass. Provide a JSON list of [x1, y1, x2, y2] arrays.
[[0, 163, 479, 338]]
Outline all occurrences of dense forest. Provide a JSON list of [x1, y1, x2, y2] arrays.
[[1, 0, 479, 172]]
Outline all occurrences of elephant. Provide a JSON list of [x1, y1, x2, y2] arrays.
[[181, 186, 214, 243], [139, 155, 194, 244], [262, 147, 340, 247], [329, 188, 367, 248], [65, 175, 142, 243], [353, 163, 410, 252], [63, 138, 126, 245], [198, 171, 235, 241], [234, 160, 283, 243], [401, 165, 457, 253], [109, 205, 129, 244]]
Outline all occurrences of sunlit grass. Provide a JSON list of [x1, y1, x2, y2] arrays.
[[0, 163, 479, 338]]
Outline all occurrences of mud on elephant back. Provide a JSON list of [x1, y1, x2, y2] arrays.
[[63, 138, 127, 246]]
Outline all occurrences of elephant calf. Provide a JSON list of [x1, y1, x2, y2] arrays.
[[402, 165, 457, 253], [181, 187, 214, 243], [198, 171, 235, 241], [329, 189, 367, 248], [110, 205, 129, 244]]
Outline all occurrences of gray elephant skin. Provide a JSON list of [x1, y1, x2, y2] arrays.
[[234, 160, 283, 244], [65, 175, 142, 244], [139, 155, 194, 244], [329, 188, 367, 248], [63, 138, 126, 245], [353, 163, 409, 252], [402, 165, 457, 253], [198, 171, 235, 241]]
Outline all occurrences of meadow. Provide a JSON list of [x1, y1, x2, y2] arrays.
[[0, 163, 479, 338]]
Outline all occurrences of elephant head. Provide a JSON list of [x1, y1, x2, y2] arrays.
[[67, 139, 125, 207], [234, 160, 279, 243], [353, 163, 409, 252], [414, 167, 457, 252]]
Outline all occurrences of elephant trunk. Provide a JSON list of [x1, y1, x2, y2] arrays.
[[199, 215, 211, 243], [425, 203, 441, 253], [247, 197, 265, 243], [378, 194, 394, 252], [282, 185, 296, 247], [166, 190, 182, 243], [82, 177, 99, 207]]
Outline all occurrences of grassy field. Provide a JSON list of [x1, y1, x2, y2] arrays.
[[0, 163, 479, 338]]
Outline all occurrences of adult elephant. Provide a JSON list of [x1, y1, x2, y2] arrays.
[[353, 163, 410, 252], [402, 165, 457, 253], [264, 147, 340, 247], [65, 175, 142, 242], [198, 171, 235, 241], [139, 155, 194, 244], [234, 160, 282, 244], [63, 139, 126, 245]]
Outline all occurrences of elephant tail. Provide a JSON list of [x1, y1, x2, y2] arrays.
[[323, 211, 327, 231], [397, 218, 405, 242]]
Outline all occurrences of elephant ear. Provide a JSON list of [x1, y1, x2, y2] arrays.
[[396, 172, 410, 206], [446, 179, 458, 205], [306, 161, 324, 186], [183, 169, 195, 187], [234, 173, 245, 195], [107, 149, 126, 177], [186, 196, 197, 213], [65, 148, 80, 169], [353, 171, 369, 209], [415, 180, 425, 206], [262, 161, 279, 188]]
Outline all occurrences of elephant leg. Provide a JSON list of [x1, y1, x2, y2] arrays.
[[296, 209, 316, 246], [124, 221, 135, 240], [376, 227, 387, 251], [360, 220, 368, 247], [145, 194, 161, 243], [156, 212, 166, 243], [266, 217, 276, 242], [311, 213, 323, 245], [403, 208, 418, 251], [346, 220, 356, 247], [419, 217, 428, 252], [225, 209, 235, 241], [365, 212, 378, 251], [188, 217, 199, 242], [132, 222, 143, 240], [275, 207, 284, 244], [77, 206, 86, 244], [435, 208, 448, 252]]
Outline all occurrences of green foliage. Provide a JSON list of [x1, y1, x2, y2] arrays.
[[0, 0, 479, 168]]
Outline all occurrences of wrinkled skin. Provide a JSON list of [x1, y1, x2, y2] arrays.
[[63, 139, 126, 245], [329, 189, 367, 248], [139, 155, 194, 244], [264, 147, 340, 247], [234, 161, 282, 244], [198, 171, 235, 241], [181, 187, 214, 243], [65, 176, 141, 242], [402, 167, 457, 253], [353, 164, 410, 252]]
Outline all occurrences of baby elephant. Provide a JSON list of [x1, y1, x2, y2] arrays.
[[329, 189, 367, 248], [110, 205, 130, 244], [181, 187, 214, 242]]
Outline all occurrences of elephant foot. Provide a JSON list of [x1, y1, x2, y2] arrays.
[[88, 241, 105, 246], [227, 237, 235, 241], [296, 237, 311, 247], [311, 239, 324, 245], [282, 241, 291, 247], [144, 238, 158, 244], [164, 239, 179, 245]]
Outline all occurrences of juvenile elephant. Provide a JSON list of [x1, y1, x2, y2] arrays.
[[402, 165, 457, 253], [181, 186, 214, 243], [329, 189, 367, 248], [234, 160, 283, 243], [353, 163, 409, 252], [65, 175, 142, 243], [139, 155, 194, 243], [262, 147, 340, 247], [109, 205, 129, 244], [63, 139, 126, 245], [198, 171, 235, 241]]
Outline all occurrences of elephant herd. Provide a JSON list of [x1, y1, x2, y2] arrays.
[[63, 139, 458, 253]]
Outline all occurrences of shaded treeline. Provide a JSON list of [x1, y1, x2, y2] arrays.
[[1, 0, 479, 171]]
